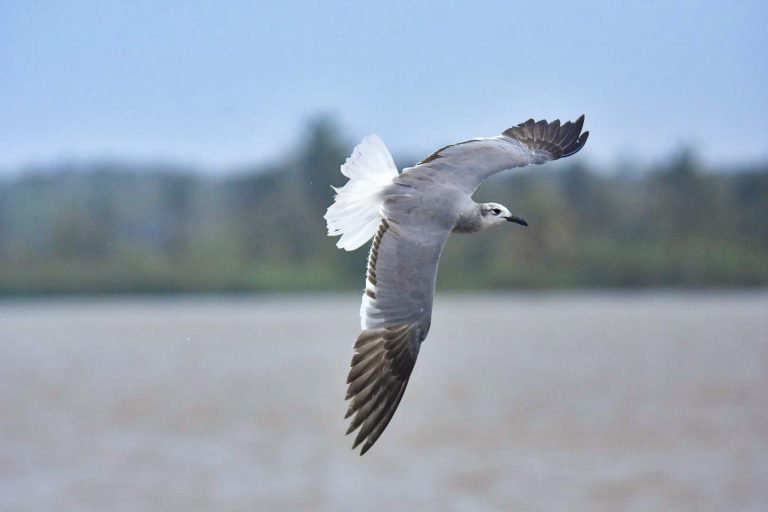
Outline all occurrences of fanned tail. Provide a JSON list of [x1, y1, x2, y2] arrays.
[[325, 135, 398, 251]]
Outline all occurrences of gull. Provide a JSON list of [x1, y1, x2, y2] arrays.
[[325, 116, 589, 455]]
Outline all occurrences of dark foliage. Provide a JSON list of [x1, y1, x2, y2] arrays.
[[1, 121, 766, 295]]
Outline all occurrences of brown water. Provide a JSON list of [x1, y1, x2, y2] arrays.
[[1, 293, 767, 511]]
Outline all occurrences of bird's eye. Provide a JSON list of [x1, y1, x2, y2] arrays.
[[491, 208, 501, 215]]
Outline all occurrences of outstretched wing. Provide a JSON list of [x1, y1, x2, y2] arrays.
[[344, 322, 422, 455], [406, 115, 589, 194], [345, 192, 453, 455]]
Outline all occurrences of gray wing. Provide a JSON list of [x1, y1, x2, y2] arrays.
[[405, 115, 589, 194], [345, 191, 452, 455]]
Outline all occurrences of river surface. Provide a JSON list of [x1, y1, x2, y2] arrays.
[[1, 292, 767, 511]]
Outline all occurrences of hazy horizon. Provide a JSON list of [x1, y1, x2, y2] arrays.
[[2, 117, 764, 179]]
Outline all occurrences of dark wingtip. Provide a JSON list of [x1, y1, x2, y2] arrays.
[[504, 114, 589, 161], [344, 324, 418, 456], [563, 130, 589, 157]]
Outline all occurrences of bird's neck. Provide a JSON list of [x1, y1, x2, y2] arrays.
[[452, 205, 484, 233]]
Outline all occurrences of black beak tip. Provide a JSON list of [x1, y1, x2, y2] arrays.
[[506, 216, 528, 227]]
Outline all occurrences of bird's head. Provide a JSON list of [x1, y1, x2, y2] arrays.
[[479, 202, 528, 230]]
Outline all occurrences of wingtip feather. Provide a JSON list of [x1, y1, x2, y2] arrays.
[[503, 115, 589, 161], [344, 324, 419, 455]]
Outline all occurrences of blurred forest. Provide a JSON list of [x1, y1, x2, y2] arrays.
[[1, 118, 767, 295]]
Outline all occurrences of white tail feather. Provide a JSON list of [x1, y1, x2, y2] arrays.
[[325, 135, 398, 251]]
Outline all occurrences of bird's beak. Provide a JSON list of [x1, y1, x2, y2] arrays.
[[505, 215, 528, 227]]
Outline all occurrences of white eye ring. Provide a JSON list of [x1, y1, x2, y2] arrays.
[[491, 208, 501, 215]]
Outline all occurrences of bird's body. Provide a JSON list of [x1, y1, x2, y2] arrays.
[[325, 116, 589, 454]]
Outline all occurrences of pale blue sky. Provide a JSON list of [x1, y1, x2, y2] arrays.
[[1, 0, 766, 173]]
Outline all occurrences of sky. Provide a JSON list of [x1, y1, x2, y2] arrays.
[[1, 0, 767, 173]]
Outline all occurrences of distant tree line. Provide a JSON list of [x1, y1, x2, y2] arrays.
[[0, 118, 766, 295]]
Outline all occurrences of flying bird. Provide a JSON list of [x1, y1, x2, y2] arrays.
[[325, 116, 589, 455]]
